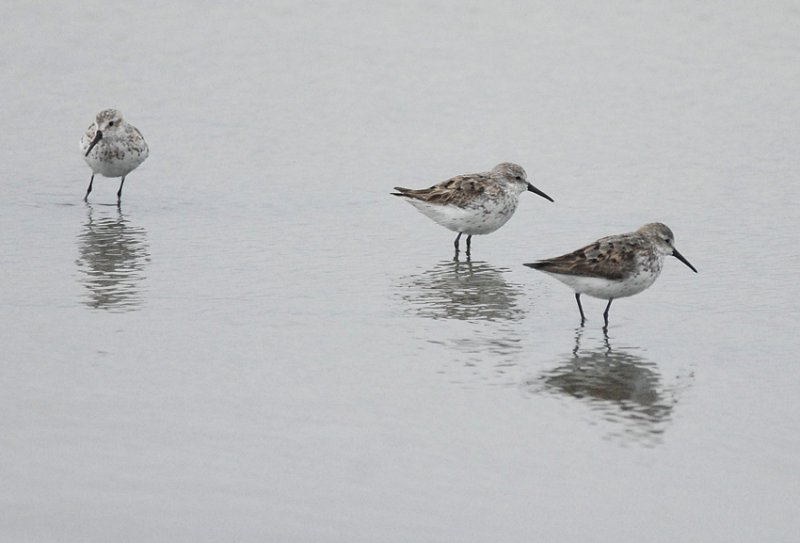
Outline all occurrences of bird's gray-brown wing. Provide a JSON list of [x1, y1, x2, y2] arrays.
[[525, 234, 644, 280], [125, 125, 149, 155], [391, 172, 496, 207]]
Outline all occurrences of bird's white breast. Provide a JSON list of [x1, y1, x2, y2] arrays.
[[405, 191, 519, 235], [543, 258, 663, 300], [81, 129, 149, 178]]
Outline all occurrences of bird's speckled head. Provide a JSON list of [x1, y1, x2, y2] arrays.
[[94, 109, 125, 132], [638, 222, 697, 272], [491, 162, 527, 183], [491, 162, 554, 202], [638, 222, 675, 249], [83, 109, 127, 158]]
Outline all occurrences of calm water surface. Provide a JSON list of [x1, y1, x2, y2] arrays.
[[1, 1, 799, 541]]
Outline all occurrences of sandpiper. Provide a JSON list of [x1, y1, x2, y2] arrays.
[[524, 223, 697, 327], [392, 163, 553, 257], [81, 109, 149, 206]]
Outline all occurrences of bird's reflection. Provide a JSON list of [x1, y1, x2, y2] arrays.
[[530, 329, 688, 444], [396, 259, 526, 376], [398, 259, 525, 322], [76, 205, 149, 312]]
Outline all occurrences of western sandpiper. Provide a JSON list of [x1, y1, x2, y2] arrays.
[[392, 163, 553, 257], [524, 223, 697, 328], [81, 109, 149, 206]]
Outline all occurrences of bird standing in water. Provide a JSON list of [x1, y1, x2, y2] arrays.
[[525, 222, 697, 328], [392, 162, 553, 258], [81, 109, 148, 206]]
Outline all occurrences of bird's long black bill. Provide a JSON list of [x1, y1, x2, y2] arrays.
[[84, 130, 103, 157], [673, 248, 698, 273], [527, 183, 554, 202]]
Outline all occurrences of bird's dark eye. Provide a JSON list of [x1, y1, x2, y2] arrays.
[[515, 175, 522, 180], [109, 121, 115, 127]]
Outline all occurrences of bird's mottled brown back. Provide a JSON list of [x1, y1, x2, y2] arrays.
[[392, 172, 502, 208], [530, 232, 651, 279]]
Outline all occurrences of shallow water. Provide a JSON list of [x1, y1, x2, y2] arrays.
[[1, 1, 799, 541]]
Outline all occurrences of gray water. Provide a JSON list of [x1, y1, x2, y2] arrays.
[[2, 1, 799, 541]]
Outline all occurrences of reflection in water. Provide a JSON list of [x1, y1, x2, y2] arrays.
[[397, 259, 526, 377], [531, 330, 691, 445], [398, 259, 524, 322], [76, 205, 149, 312]]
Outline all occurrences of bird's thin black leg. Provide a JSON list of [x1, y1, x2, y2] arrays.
[[603, 299, 613, 330], [453, 232, 462, 258], [465, 235, 472, 259], [84, 174, 95, 202], [575, 293, 586, 326], [116, 176, 126, 207]]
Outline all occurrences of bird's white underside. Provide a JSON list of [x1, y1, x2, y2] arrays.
[[540, 268, 662, 300], [402, 196, 517, 236]]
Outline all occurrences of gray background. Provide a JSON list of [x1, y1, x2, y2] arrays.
[[1, 1, 799, 541]]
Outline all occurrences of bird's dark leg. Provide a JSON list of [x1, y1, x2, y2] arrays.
[[116, 176, 126, 207], [453, 232, 462, 258], [84, 174, 95, 202], [575, 293, 586, 326], [603, 299, 613, 330], [465, 235, 472, 259]]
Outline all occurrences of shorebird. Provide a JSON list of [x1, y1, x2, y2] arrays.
[[525, 222, 697, 327], [392, 163, 553, 257], [81, 109, 148, 206]]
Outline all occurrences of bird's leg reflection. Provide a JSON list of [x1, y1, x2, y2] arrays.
[[452, 257, 474, 275], [572, 326, 612, 357], [572, 326, 584, 357], [601, 327, 611, 353]]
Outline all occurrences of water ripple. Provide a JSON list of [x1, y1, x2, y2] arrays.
[[75, 206, 150, 312], [397, 259, 525, 322]]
